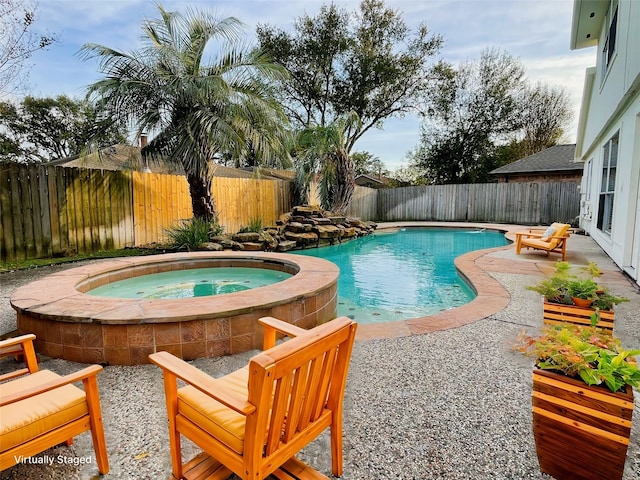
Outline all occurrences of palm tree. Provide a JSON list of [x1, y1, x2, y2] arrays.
[[80, 4, 289, 221], [295, 112, 361, 214]]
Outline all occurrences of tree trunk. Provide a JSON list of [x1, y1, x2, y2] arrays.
[[329, 153, 355, 214], [186, 173, 216, 222]]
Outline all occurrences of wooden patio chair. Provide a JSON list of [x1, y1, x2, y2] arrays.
[[515, 222, 572, 261], [150, 316, 358, 480], [0, 334, 109, 474]]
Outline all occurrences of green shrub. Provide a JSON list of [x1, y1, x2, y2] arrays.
[[166, 218, 223, 250], [238, 217, 263, 233]]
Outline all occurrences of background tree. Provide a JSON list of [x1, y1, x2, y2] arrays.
[[0, 95, 127, 163], [411, 48, 571, 184], [81, 4, 290, 222], [0, 0, 57, 97], [516, 82, 573, 157], [351, 151, 387, 176]]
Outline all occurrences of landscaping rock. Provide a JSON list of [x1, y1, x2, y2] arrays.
[[198, 242, 223, 251], [276, 240, 297, 252], [241, 242, 264, 251], [232, 232, 260, 243]]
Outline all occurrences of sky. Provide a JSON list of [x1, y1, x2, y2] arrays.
[[21, 0, 597, 171]]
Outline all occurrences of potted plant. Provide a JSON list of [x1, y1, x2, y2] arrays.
[[567, 278, 599, 307], [516, 324, 640, 480], [528, 261, 628, 332]]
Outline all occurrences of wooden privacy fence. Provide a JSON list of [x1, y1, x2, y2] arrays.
[[376, 182, 581, 225], [1, 163, 292, 262], [1, 160, 578, 263]]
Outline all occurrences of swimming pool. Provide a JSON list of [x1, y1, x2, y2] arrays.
[[294, 228, 508, 324]]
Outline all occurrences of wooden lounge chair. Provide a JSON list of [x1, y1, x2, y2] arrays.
[[150, 316, 357, 480], [0, 334, 109, 474], [515, 222, 571, 261]]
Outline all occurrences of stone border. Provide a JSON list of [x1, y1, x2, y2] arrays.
[[355, 222, 519, 341]]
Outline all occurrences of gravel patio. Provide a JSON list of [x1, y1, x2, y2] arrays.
[[1, 227, 639, 480]]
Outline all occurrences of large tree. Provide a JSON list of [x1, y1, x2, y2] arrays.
[[257, 0, 442, 149], [0, 0, 57, 97], [411, 48, 572, 184], [0, 95, 127, 163], [80, 4, 289, 221], [258, 0, 441, 209]]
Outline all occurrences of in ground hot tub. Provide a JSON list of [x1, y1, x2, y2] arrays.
[[10, 252, 339, 365]]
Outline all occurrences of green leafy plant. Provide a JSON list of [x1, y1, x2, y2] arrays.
[[591, 288, 629, 311], [528, 261, 628, 317], [166, 218, 223, 250], [581, 261, 602, 278], [567, 278, 599, 300], [516, 324, 640, 393], [527, 261, 573, 304], [238, 217, 263, 233]]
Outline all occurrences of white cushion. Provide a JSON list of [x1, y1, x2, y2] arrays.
[[540, 226, 555, 241]]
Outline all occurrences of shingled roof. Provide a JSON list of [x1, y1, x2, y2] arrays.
[[47, 145, 291, 180], [490, 144, 581, 175]]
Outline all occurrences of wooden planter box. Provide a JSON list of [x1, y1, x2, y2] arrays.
[[532, 369, 634, 480], [543, 299, 614, 332]]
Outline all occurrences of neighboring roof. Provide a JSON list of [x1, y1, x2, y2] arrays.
[[47, 145, 293, 180], [355, 173, 385, 185], [239, 167, 296, 181], [47, 144, 183, 175], [490, 144, 581, 176], [570, 0, 608, 50], [355, 173, 392, 185]]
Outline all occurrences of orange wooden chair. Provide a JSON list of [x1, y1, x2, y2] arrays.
[[150, 316, 357, 480], [0, 334, 109, 474], [515, 222, 572, 261]]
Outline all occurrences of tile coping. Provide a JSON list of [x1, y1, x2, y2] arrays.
[[9, 251, 340, 324], [355, 222, 523, 341]]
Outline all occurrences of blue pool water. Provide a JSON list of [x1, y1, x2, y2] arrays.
[[294, 228, 508, 324], [87, 267, 291, 299]]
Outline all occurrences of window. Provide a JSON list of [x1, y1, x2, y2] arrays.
[[597, 132, 618, 234], [601, 1, 618, 79]]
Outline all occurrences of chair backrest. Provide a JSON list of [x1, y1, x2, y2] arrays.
[[244, 317, 356, 467], [546, 223, 571, 248]]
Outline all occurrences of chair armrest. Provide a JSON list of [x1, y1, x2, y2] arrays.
[[149, 351, 255, 416], [0, 365, 102, 407], [259, 316, 308, 349], [0, 334, 39, 381], [0, 333, 36, 351]]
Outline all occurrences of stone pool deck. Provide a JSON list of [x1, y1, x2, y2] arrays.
[[0, 222, 639, 479]]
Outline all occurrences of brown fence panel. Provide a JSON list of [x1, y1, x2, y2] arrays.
[[0, 164, 135, 261], [345, 186, 378, 220], [377, 182, 580, 225], [211, 177, 292, 234], [132, 172, 192, 245]]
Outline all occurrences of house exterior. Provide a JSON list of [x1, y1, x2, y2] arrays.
[[571, 0, 640, 285], [490, 144, 581, 183]]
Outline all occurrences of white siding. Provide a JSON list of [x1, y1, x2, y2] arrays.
[[574, 0, 640, 285]]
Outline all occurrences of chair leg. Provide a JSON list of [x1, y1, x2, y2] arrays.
[[330, 414, 343, 477], [83, 376, 110, 475], [162, 372, 183, 480], [65, 438, 73, 446]]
